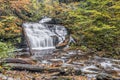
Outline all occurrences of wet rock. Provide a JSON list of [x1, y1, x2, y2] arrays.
[[49, 59, 63, 67], [74, 69, 82, 75], [0, 74, 7, 80], [59, 67, 74, 76], [62, 63, 75, 68], [105, 69, 120, 77], [50, 72, 60, 76], [41, 60, 51, 66], [83, 61, 94, 65], [67, 50, 77, 55], [52, 50, 68, 58], [93, 56, 106, 62], [111, 60, 120, 65], [56, 38, 69, 49], [49, 59, 63, 63], [70, 54, 91, 61], [112, 64, 120, 69], [100, 61, 113, 69], [62, 53, 71, 57], [87, 68, 101, 72], [49, 59, 64, 65], [8, 77, 14, 80], [77, 50, 82, 53], [39, 17, 61, 24], [72, 62, 84, 66], [15, 53, 31, 58], [96, 73, 114, 80], [50, 76, 59, 80], [50, 76, 71, 80], [81, 65, 100, 74]]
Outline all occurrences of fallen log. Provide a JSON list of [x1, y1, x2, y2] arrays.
[[3, 58, 36, 64], [7, 63, 45, 72], [6, 63, 82, 75], [7, 63, 61, 72]]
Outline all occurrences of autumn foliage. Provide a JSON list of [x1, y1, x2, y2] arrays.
[[0, 0, 31, 41]]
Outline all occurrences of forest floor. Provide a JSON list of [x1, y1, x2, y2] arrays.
[[0, 70, 90, 80]]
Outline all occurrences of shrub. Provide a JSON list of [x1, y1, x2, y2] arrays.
[[0, 42, 14, 58]]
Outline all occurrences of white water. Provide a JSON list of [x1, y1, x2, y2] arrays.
[[53, 25, 67, 44], [23, 23, 55, 50], [23, 18, 68, 50]]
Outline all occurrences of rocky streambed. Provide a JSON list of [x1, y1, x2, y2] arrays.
[[1, 49, 120, 80]]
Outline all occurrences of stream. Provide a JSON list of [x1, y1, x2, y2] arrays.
[[15, 49, 120, 79]]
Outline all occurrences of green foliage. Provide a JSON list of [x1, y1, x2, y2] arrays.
[[59, 0, 120, 53], [0, 42, 14, 58]]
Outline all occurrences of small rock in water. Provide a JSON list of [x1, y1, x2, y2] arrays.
[[49, 59, 63, 63], [77, 50, 83, 54], [72, 62, 84, 66], [8, 77, 14, 80], [0, 74, 7, 80], [100, 61, 113, 69], [74, 69, 82, 75], [49, 59, 64, 67], [105, 69, 120, 77], [41, 60, 51, 66], [82, 65, 100, 74], [59, 67, 74, 76]]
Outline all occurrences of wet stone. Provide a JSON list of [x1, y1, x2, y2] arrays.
[[48, 59, 64, 67], [62, 63, 75, 68], [49, 59, 64, 63], [8, 77, 14, 80], [96, 73, 114, 80], [81, 65, 100, 74], [74, 69, 82, 75], [72, 62, 85, 66], [105, 69, 120, 77], [112, 65, 120, 69], [59, 67, 75, 76]]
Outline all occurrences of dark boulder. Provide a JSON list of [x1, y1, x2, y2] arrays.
[[96, 73, 115, 80], [39, 17, 62, 24]]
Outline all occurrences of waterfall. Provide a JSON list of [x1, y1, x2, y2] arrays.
[[22, 17, 68, 50]]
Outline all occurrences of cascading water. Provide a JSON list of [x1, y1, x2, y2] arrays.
[[22, 17, 68, 50]]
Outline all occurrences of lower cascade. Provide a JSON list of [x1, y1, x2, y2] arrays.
[[22, 17, 68, 50]]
